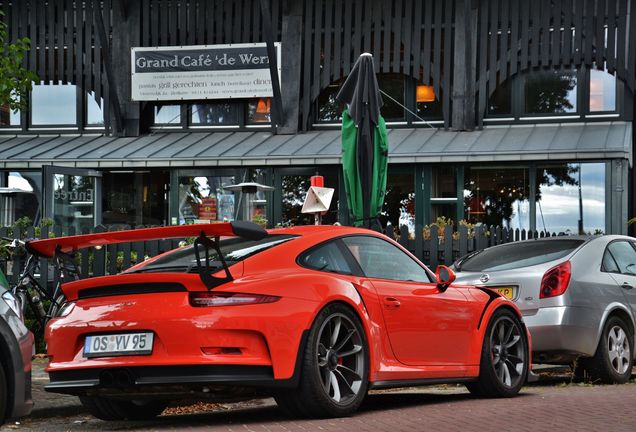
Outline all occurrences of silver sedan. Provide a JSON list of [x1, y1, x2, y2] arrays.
[[452, 235, 636, 384]]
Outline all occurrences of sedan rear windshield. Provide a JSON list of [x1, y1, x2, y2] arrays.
[[127, 234, 297, 274], [458, 239, 585, 272]]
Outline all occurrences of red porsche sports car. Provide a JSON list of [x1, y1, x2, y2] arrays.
[[34, 222, 531, 420]]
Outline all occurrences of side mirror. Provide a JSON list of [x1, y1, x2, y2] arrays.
[[435, 265, 456, 291]]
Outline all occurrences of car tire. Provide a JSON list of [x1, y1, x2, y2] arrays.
[[0, 364, 8, 425], [274, 303, 369, 418], [466, 308, 528, 398], [580, 316, 633, 384], [79, 396, 167, 421]]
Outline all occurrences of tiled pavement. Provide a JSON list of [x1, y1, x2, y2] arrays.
[[3, 360, 635, 432]]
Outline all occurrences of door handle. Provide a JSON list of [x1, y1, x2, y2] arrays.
[[621, 282, 633, 290], [383, 297, 401, 309]]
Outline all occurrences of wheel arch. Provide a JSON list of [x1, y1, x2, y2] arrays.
[[0, 319, 19, 419], [596, 304, 636, 358]]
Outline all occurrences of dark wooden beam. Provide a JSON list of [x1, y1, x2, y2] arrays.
[[94, 4, 124, 135], [259, 0, 284, 134]]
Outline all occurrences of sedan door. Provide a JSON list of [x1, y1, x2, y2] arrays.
[[341, 236, 477, 367], [603, 240, 636, 316]]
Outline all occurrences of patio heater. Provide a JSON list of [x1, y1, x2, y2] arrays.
[[224, 182, 274, 222]]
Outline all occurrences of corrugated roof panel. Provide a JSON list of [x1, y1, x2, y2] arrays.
[[221, 132, 273, 157], [76, 136, 141, 159], [294, 130, 341, 155], [0, 135, 60, 159], [605, 122, 630, 151], [100, 134, 167, 159], [469, 128, 509, 152], [173, 132, 231, 158], [124, 133, 192, 159], [574, 123, 611, 150], [195, 132, 255, 158], [31, 135, 101, 159], [149, 133, 210, 158], [548, 124, 586, 151], [390, 129, 428, 153], [494, 126, 534, 152], [523, 125, 560, 151], [269, 132, 322, 156], [19, 135, 81, 159], [244, 134, 294, 156], [57, 136, 118, 159], [443, 131, 481, 153], [417, 130, 457, 153]]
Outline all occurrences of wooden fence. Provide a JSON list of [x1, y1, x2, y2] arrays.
[[0, 223, 559, 287]]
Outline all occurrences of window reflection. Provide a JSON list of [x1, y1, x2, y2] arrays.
[[178, 176, 236, 224], [524, 70, 577, 114], [464, 168, 530, 230], [247, 98, 271, 123], [488, 77, 512, 115], [103, 171, 168, 226], [31, 81, 77, 125], [0, 172, 41, 226], [315, 81, 344, 123], [52, 174, 96, 232], [154, 105, 181, 124], [192, 102, 238, 125], [589, 68, 616, 112], [281, 174, 338, 226], [380, 171, 414, 231], [0, 92, 20, 126], [378, 74, 405, 121], [86, 92, 105, 126], [536, 163, 605, 234]]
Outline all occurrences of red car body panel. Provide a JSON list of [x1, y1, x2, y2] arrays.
[[44, 225, 530, 391]]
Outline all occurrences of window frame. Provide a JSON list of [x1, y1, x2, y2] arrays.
[[601, 240, 636, 276], [339, 234, 436, 283]]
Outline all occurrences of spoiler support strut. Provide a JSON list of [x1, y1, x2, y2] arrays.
[[193, 232, 233, 290]]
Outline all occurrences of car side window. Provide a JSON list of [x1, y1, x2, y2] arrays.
[[341, 236, 432, 283], [298, 241, 353, 275], [606, 241, 636, 276], [602, 250, 620, 273]]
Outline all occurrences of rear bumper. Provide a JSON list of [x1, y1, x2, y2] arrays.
[[524, 306, 600, 363], [45, 364, 296, 396]]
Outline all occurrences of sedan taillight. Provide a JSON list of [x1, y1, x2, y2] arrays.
[[540, 261, 571, 299], [189, 292, 280, 307]]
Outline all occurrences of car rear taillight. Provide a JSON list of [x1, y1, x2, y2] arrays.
[[540, 261, 571, 299], [189, 292, 280, 307]]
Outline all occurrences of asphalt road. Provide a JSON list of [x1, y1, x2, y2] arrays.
[[3, 360, 636, 432]]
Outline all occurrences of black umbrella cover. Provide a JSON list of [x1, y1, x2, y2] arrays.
[[336, 53, 383, 126]]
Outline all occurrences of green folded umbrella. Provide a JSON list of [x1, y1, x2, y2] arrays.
[[337, 54, 389, 228]]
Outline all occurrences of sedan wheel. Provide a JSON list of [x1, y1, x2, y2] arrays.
[[275, 303, 368, 418], [466, 308, 528, 397], [580, 316, 633, 384]]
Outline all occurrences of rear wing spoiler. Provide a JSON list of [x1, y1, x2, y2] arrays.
[[25, 221, 268, 258]]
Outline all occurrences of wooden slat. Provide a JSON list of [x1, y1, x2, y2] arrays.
[[179, 0, 187, 44], [402, 0, 412, 74], [500, 0, 509, 82], [584, 0, 594, 65], [606, 0, 617, 73], [628, 0, 636, 84], [372, 0, 381, 72], [510, 0, 519, 76], [37, 1, 46, 80], [311, 0, 323, 100], [242, 0, 250, 43], [573, 0, 584, 64], [422, 0, 432, 83], [551, 0, 562, 66], [342, 0, 352, 74], [391, 0, 401, 72], [352, 0, 362, 65], [442, 0, 452, 128], [322, 0, 333, 87], [301, 0, 313, 129], [530, 0, 540, 67], [488, 0, 498, 90], [562, 0, 573, 64], [432, 0, 442, 93], [477, 0, 488, 125], [333, 0, 343, 79], [232, 0, 241, 43], [540, 0, 550, 66], [171, 0, 179, 45], [56, 0, 64, 82], [411, 0, 422, 78], [85, 0, 94, 97], [596, 0, 607, 68], [520, 0, 530, 69], [362, 0, 371, 53], [616, 0, 627, 74]]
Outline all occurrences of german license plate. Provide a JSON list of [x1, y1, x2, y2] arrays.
[[84, 332, 154, 358], [493, 286, 516, 300]]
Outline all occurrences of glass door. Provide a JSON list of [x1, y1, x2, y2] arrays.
[[42, 166, 102, 233]]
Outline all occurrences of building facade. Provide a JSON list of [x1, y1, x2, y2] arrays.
[[0, 0, 634, 236]]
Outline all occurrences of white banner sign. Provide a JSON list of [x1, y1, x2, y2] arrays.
[[131, 43, 281, 101]]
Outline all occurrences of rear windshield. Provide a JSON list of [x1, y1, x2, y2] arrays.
[[127, 234, 297, 274], [458, 239, 585, 272]]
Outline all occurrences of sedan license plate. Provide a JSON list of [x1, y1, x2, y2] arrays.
[[84, 332, 154, 358], [493, 286, 516, 300]]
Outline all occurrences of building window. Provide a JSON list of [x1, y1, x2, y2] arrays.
[[464, 167, 530, 231], [536, 163, 605, 235], [31, 81, 77, 126], [381, 169, 415, 231], [314, 74, 443, 126], [488, 77, 512, 116], [192, 102, 239, 125], [247, 98, 272, 124], [154, 105, 181, 124], [0, 171, 41, 226], [86, 92, 105, 127], [589, 68, 616, 112], [103, 171, 169, 226], [177, 175, 236, 224], [524, 69, 578, 115]]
